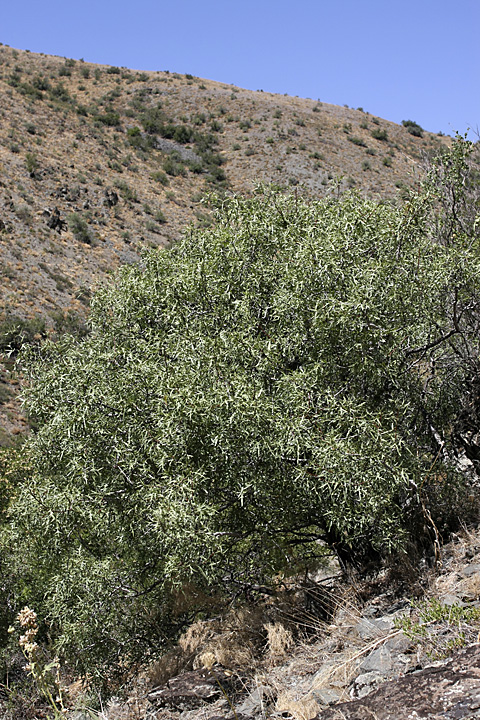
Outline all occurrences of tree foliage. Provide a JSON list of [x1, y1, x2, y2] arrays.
[[1, 137, 479, 677]]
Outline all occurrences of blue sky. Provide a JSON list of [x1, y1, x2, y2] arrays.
[[2, 0, 479, 137]]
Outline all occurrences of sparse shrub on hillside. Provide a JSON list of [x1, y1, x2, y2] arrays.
[[402, 119, 424, 137], [371, 127, 388, 141], [162, 156, 187, 177], [25, 152, 38, 177], [150, 170, 170, 186], [32, 75, 50, 91], [348, 136, 367, 147], [113, 179, 138, 202], [48, 82, 70, 103], [192, 113, 206, 126], [2, 138, 479, 680], [67, 212, 95, 245], [0, 314, 46, 354], [154, 209, 166, 223], [95, 111, 120, 127]]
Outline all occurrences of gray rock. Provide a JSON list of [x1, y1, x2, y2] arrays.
[[360, 645, 393, 674], [311, 688, 342, 706], [313, 643, 480, 719], [351, 671, 386, 699], [440, 593, 465, 606], [355, 617, 393, 641], [235, 685, 274, 716], [383, 632, 414, 654], [460, 563, 480, 577]]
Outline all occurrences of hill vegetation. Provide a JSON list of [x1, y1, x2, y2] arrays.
[[0, 46, 479, 718], [0, 45, 451, 442], [0, 132, 479, 703]]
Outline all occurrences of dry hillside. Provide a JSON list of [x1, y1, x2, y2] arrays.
[[0, 45, 449, 442]]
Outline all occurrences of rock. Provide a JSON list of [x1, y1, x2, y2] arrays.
[[350, 671, 385, 699], [355, 616, 393, 641], [148, 668, 240, 710], [45, 206, 65, 232], [313, 643, 480, 719], [104, 188, 119, 207], [311, 688, 342, 706], [235, 685, 274, 716], [383, 633, 414, 654], [359, 645, 392, 674], [460, 563, 480, 578], [440, 594, 465, 607]]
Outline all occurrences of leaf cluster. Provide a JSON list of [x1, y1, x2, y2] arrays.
[[1, 139, 479, 677]]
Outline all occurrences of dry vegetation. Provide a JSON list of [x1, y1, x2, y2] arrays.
[[0, 44, 451, 442]]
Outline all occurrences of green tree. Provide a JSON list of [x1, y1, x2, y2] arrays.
[[4, 138, 479, 678]]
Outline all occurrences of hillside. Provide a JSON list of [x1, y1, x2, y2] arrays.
[[0, 47, 450, 442], [2, 46, 480, 719]]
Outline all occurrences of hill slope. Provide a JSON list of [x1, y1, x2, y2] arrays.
[[0, 45, 449, 441]]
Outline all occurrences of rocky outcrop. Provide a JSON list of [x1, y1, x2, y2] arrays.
[[314, 643, 480, 719], [148, 668, 242, 711]]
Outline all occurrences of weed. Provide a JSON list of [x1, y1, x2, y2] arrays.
[[348, 136, 367, 147], [25, 152, 38, 176], [396, 599, 480, 659], [371, 128, 388, 141], [67, 212, 95, 244]]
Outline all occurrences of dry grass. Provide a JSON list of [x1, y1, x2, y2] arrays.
[[276, 691, 321, 720]]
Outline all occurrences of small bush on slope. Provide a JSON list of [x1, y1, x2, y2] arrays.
[[1, 137, 479, 680]]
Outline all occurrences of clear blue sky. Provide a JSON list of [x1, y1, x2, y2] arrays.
[[2, 0, 479, 137]]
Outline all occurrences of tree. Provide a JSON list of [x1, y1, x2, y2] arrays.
[[3, 138, 479, 677]]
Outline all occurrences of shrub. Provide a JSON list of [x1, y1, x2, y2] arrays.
[[371, 128, 388, 141], [67, 213, 94, 244], [402, 119, 424, 137], [348, 136, 367, 147], [113, 179, 138, 202], [162, 156, 187, 177], [48, 83, 70, 102], [150, 170, 169, 185], [25, 152, 38, 177], [5, 138, 480, 679], [95, 112, 120, 127], [0, 315, 46, 354]]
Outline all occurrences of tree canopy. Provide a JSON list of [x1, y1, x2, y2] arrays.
[[2, 136, 479, 677]]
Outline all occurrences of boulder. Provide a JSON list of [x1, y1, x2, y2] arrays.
[[313, 643, 480, 719]]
